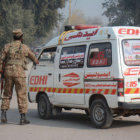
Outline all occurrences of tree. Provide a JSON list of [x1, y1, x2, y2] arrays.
[[0, 0, 67, 48], [23, 0, 66, 37], [0, 1, 33, 46], [0, 1, 35, 45], [102, 0, 140, 26]]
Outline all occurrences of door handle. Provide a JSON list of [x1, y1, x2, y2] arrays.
[[48, 73, 52, 76], [138, 78, 140, 82], [59, 73, 61, 82]]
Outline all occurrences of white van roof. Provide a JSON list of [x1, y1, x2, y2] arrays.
[[44, 26, 140, 48]]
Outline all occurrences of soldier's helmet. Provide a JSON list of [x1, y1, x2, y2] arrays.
[[12, 29, 23, 37]]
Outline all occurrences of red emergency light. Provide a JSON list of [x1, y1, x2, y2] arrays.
[[75, 24, 100, 30], [65, 24, 100, 31]]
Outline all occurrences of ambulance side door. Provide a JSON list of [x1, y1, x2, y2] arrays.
[[84, 42, 118, 108], [53, 44, 87, 105], [28, 47, 56, 102]]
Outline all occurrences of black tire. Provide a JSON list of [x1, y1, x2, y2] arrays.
[[85, 109, 89, 116], [90, 99, 113, 129], [38, 94, 52, 119], [56, 107, 62, 114]]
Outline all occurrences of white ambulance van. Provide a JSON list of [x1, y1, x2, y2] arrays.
[[28, 25, 140, 128]]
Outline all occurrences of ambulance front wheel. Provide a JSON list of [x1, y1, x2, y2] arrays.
[[90, 99, 113, 129], [38, 94, 52, 119], [85, 109, 89, 116]]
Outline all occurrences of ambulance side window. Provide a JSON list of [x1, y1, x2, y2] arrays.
[[59, 45, 86, 69], [87, 43, 112, 67], [38, 47, 56, 66]]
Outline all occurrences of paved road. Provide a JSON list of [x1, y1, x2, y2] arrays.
[[0, 95, 140, 140]]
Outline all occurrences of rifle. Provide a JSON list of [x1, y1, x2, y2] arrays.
[[0, 63, 5, 100], [0, 77, 4, 99]]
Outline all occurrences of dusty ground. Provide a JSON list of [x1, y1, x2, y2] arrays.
[[0, 95, 140, 140]]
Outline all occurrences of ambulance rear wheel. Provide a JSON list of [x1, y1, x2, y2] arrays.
[[38, 94, 52, 119], [90, 99, 113, 129]]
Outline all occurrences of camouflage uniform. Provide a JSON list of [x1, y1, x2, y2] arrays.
[[0, 29, 37, 114]]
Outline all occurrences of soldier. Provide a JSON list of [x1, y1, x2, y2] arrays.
[[0, 29, 39, 125]]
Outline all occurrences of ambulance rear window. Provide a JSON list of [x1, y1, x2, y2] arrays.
[[122, 40, 140, 66], [88, 43, 112, 67]]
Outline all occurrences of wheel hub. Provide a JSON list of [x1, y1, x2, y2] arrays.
[[94, 105, 105, 122], [39, 98, 46, 114]]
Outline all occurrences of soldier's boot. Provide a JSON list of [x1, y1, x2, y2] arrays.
[[1, 110, 7, 123], [20, 114, 30, 125]]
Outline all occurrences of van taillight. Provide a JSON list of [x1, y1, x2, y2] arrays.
[[115, 79, 124, 96], [118, 79, 124, 88]]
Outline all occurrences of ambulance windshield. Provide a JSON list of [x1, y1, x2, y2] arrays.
[[122, 39, 140, 66]]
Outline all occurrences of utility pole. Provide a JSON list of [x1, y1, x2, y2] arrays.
[[68, 0, 71, 25]]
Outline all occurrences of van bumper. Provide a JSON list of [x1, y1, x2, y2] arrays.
[[118, 102, 140, 109]]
